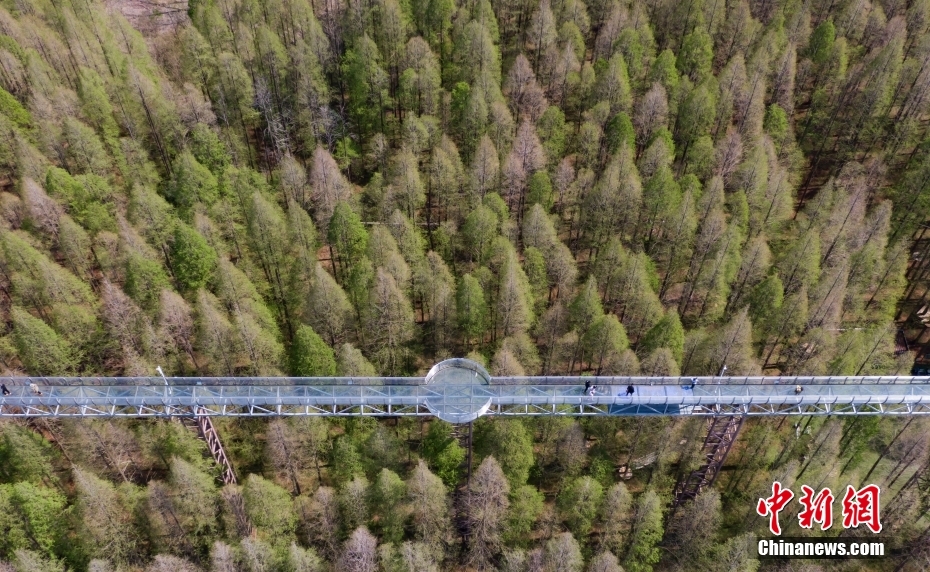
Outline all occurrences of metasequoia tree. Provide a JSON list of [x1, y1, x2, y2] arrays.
[[664, 489, 721, 564], [624, 490, 664, 572], [370, 469, 407, 543], [587, 552, 623, 572], [474, 420, 535, 487], [337, 343, 378, 376], [305, 263, 354, 345], [73, 467, 137, 563], [242, 474, 297, 539], [466, 456, 511, 568], [339, 476, 371, 533], [363, 269, 415, 374], [527, 0, 558, 73], [406, 461, 451, 548], [544, 532, 584, 572], [304, 486, 342, 559], [557, 476, 604, 538], [505, 54, 548, 121], [469, 136, 500, 200], [0, 0, 926, 566], [267, 419, 313, 495], [400, 37, 441, 116], [600, 483, 633, 555], [166, 457, 221, 553]]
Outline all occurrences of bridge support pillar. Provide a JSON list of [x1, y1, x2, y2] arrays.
[[672, 415, 745, 508], [189, 407, 237, 485]]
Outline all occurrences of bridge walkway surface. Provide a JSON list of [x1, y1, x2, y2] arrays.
[[3, 371, 930, 422]]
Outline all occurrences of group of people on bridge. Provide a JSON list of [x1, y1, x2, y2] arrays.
[[583, 380, 636, 396]]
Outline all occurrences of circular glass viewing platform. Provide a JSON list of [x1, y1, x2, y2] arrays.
[[423, 358, 492, 423]]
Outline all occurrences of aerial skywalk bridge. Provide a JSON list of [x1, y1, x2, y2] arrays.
[[2, 359, 929, 423], [5, 358, 929, 506]]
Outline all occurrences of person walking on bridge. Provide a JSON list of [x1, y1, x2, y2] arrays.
[[626, 385, 635, 396], [1, 384, 9, 396]]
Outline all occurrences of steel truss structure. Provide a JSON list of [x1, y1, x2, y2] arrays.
[[191, 406, 237, 485], [672, 416, 745, 507], [2, 375, 930, 419]]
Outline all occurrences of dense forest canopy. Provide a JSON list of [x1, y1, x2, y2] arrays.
[[0, 0, 924, 381], [1, 0, 930, 569]]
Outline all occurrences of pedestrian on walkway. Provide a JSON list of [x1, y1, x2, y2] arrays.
[[689, 378, 698, 390], [29, 383, 42, 396], [584, 380, 591, 394], [795, 385, 803, 394], [626, 384, 635, 396], [589, 385, 598, 396], [1, 384, 9, 396]]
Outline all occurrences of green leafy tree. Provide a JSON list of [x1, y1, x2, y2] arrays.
[[600, 483, 633, 555], [406, 461, 452, 548], [605, 112, 635, 154], [0, 423, 57, 486], [243, 474, 298, 539], [461, 205, 498, 263], [527, 171, 554, 211], [62, 117, 111, 177], [167, 457, 221, 554], [10, 307, 76, 375], [328, 202, 370, 282], [808, 19, 836, 65], [165, 151, 219, 211], [8, 482, 66, 554], [0, 86, 32, 129], [189, 123, 231, 177], [124, 253, 171, 312], [421, 420, 466, 487], [504, 485, 544, 546], [369, 469, 406, 543], [474, 419, 535, 487], [557, 476, 604, 538], [585, 314, 630, 374], [343, 35, 389, 137], [291, 325, 338, 376], [0, 484, 30, 555], [638, 311, 685, 363], [44, 169, 116, 235], [170, 223, 217, 291], [676, 29, 713, 82], [457, 273, 488, 347], [624, 490, 664, 572], [330, 438, 365, 485], [73, 467, 137, 563]]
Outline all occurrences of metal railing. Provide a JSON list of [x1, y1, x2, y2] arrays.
[[1, 377, 930, 418], [3, 375, 929, 387]]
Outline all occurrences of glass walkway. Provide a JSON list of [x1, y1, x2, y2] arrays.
[[2, 359, 930, 421]]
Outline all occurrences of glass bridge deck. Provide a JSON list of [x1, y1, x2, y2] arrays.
[[2, 375, 930, 420]]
